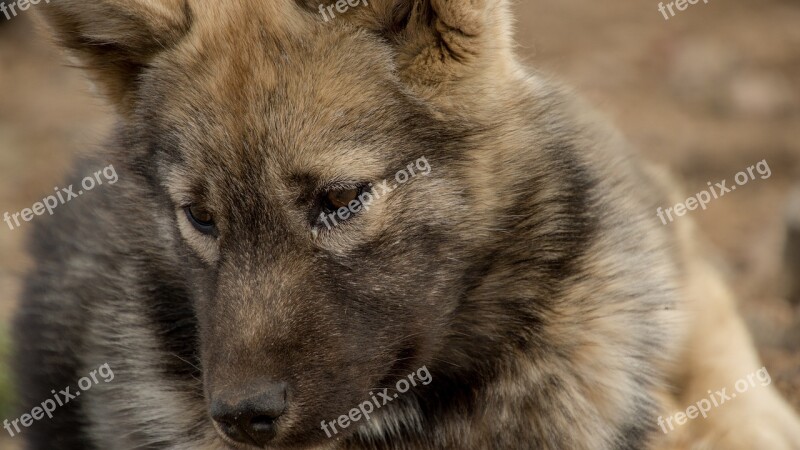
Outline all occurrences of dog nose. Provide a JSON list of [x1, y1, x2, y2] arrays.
[[211, 382, 287, 446]]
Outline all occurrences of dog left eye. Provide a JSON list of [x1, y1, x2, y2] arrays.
[[184, 205, 215, 234]]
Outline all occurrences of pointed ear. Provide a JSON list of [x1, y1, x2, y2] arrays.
[[38, 0, 191, 113], [356, 0, 514, 83]]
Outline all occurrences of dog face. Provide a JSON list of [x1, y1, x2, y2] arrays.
[[40, 0, 510, 447], [149, 24, 468, 448]]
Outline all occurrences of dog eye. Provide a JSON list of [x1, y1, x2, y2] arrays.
[[184, 205, 215, 234], [322, 187, 360, 213]]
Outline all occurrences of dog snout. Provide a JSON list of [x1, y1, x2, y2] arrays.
[[211, 381, 288, 446]]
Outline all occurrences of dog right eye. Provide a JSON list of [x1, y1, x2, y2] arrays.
[[184, 205, 215, 235], [322, 188, 361, 213]]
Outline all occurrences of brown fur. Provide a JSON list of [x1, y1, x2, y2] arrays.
[[14, 1, 800, 449]]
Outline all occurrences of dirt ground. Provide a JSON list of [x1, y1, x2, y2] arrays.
[[0, 0, 798, 447]]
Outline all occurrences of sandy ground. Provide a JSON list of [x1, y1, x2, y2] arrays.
[[0, 0, 799, 447]]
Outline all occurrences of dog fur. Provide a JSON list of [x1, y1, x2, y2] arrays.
[[13, 1, 800, 449]]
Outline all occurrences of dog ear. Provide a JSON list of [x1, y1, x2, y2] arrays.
[[355, 0, 514, 84], [38, 0, 191, 113]]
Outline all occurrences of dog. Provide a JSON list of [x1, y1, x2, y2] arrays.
[[12, 1, 800, 449]]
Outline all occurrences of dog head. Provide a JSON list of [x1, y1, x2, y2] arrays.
[[40, 0, 514, 447]]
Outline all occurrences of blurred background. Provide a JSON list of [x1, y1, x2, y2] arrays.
[[0, 0, 798, 447]]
